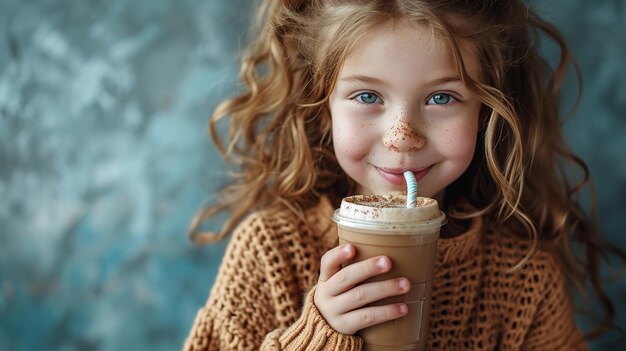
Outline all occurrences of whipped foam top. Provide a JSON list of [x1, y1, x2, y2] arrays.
[[338, 194, 441, 223]]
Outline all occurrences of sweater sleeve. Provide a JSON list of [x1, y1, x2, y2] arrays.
[[521, 253, 588, 351], [261, 287, 363, 350], [183, 212, 363, 351]]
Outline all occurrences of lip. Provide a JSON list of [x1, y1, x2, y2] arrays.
[[374, 165, 432, 186]]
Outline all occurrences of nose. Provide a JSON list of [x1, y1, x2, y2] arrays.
[[382, 119, 426, 151]]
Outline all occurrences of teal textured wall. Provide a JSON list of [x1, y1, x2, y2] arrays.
[[0, 1, 624, 350]]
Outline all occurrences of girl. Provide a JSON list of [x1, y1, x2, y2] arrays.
[[184, 0, 623, 350]]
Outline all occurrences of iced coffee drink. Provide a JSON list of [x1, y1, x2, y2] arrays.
[[332, 193, 446, 351]]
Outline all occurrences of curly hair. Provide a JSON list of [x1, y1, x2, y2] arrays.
[[189, 0, 624, 339]]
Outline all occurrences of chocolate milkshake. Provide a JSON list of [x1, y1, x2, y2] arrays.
[[332, 193, 446, 351]]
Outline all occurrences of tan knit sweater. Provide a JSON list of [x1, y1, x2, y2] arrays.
[[183, 197, 587, 350]]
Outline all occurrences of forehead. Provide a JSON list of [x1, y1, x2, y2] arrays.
[[338, 20, 481, 83]]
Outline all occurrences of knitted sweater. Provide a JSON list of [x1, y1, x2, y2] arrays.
[[183, 197, 587, 350]]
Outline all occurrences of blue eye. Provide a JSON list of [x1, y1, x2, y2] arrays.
[[355, 92, 382, 105], [427, 93, 456, 105]]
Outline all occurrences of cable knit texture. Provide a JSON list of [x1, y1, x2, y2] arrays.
[[183, 197, 587, 350]]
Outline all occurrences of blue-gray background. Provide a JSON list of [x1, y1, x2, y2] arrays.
[[0, 1, 624, 350]]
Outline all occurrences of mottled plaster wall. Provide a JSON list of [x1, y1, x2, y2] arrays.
[[0, 1, 624, 350]]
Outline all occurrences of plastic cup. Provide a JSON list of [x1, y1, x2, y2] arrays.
[[332, 194, 446, 351]]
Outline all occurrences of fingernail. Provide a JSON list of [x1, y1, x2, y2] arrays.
[[377, 257, 388, 270], [399, 304, 408, 315], [342, 244, 352, 256], [398, 279, 408, 290]]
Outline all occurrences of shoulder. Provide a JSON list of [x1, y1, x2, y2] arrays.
[[230, 196, 337, 247], [220, 197, 337, 293], [484, 233, 561, 269], [482, 233, 566, 296], [227, 205, 302, 253]]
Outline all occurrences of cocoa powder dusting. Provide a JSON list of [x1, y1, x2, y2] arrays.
[[345, 194, 433, 208]]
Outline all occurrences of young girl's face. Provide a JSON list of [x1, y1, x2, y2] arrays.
[[329, 20, 482, 202]]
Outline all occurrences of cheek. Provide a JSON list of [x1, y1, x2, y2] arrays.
[[438, 120, 478, 163], [332, 115, 371, 161]]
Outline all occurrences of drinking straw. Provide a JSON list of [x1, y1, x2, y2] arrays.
[[403, 171, 417, 208]]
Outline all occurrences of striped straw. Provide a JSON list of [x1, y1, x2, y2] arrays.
[[403, 171, 417, 208]]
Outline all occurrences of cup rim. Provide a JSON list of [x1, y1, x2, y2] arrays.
[[332, 209, 447, 232]]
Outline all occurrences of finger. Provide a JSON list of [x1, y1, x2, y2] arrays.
[[325, 255, 391, 296], [334, 277, 410, 312], [341, 303, 408, 335], [319, 244, 355, 282]]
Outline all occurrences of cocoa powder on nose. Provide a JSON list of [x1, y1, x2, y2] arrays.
[[383, 120, 426, 150]]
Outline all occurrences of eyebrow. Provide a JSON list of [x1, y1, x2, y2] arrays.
[[339, 75, 388, 86], [338, 74, 463, 87]]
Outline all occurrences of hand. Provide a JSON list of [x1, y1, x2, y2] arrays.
[[314, 244, 410, 335]]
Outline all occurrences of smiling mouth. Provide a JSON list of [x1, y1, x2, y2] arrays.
[[374, 166, 432, 186]]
